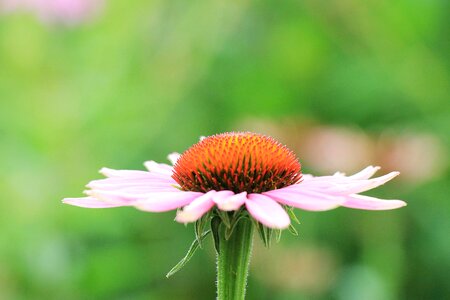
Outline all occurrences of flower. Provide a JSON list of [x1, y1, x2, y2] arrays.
[[63, 132, 406, 229], [1, 0, 103, 26]]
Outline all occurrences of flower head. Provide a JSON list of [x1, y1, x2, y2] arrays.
[[63, 132, 406, 230], [173, 132, 302, 193]]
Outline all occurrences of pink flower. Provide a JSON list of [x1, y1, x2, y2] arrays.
[[1, 0, 103, 26], [63, 132, 406, 229]]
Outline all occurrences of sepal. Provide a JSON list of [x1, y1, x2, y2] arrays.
[[166, 230, 211, 278]]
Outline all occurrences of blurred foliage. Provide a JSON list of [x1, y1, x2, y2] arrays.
[[0, 0, 449, 299]]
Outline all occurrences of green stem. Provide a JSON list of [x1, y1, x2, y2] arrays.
[[217, 218, 254, 300]]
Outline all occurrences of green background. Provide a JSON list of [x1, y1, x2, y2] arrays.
[[0, 0, 449, 299]]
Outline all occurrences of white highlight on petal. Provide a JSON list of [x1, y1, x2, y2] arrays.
[[334, 171, 346, 176], [175, 191, 216, 223], [143, 161, 174, 176], [84, 186, 182, 205], [84, 189, 138, 203], [245, 194, 290, 229], [348, 166, 381, 180], [88, 184, 178, 194], [86, 177, 176, 190], [62, 197, 127, 208], [167, 152, 181, 165], [342, 194, 407, 210], [330, 171, 400, 195], [134, 191, 203, 212], [264, 189, 344, 211], [99, 168, 152, 178], [214, 191, 247, 211]]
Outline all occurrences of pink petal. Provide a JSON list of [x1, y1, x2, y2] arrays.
[[134, 191, 203, 212], [91, 186, 178, 194], [84, 190, 140, 204], [264, 189, 344, 211], [245, 194, 290, 229], [85, 185, 181, 203], [167, 152, 181, 165], [62, 197, 126, 208], [291, 179, 338, 190], [175, 191, 216, 223], [292, 171, 400, 195], [348, 166, 381, 180], [213, 191, 247, 211], [143, 161, 174, 176], [86, 176, 176, 189], [330, 172, 400, 195], [342, 194, 407, 210], [99, 168, 155, 178]]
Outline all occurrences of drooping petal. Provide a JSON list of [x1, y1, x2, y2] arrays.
[[62, 197, 127, 208], [264, 189, 344, 211], [213, 191, 247, 211], [175, 191, 216, 223], [134, 191, 203, 212], [342, 194, 407, 210], [245, 194, 290, 229]]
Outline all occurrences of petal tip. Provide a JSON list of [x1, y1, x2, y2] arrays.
[[175, 211, 197, 223], [99, 167, 110, 175], [272, 220, 291, 230], [143, 161, 156, 170], [398, 200, 407, 207], [382, 199, 407, 210], [167, 152, 181, 165], [246, 194, 291, 229], [217, 203, 240, 211], [384, 171, 401, 182]]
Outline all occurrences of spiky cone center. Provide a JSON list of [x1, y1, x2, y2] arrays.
[[172, 132, 302, 193]]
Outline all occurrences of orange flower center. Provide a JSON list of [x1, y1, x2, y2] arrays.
[[172, 132, 302, 193]]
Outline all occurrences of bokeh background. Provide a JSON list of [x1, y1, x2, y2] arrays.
[[0, 0, 449, 299]]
